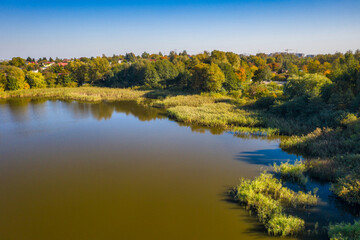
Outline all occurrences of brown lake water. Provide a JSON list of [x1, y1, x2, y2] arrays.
[[0, 99, 357, 240]]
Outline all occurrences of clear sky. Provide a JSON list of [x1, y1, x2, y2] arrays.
[[0, 0, 359, 59]]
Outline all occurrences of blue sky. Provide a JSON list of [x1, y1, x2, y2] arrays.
[[0, 0, 359, 59]]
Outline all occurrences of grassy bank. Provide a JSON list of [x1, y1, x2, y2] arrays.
[[0, 87, 149, 102]]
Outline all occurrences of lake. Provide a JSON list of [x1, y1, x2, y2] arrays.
[[0, 99, 357, 240]]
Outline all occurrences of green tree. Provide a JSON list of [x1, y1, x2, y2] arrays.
[[206, 63, 225, 92], [211, 50, 229, 64], [154, 59, 179, 85], [26, 71, 47, 88], [44, 72, 58, 88], [89, 57, 110, 83], [226, 52, 241, 68], [219, 63, 241, 91], [5, 66, 26, 90], [191, 63, 225, 92], [0, 72, 6, 91], [125, 53, 137, 62], [9, 57, 26, 68], [68, 60, 89, 85], [253, 65, 272, 82], [284, 74, 332, 98], [144, 64, 160, 88], [141, 52, 150, 59]]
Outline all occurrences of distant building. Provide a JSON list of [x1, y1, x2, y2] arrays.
[[42, 62, 55, 68], [58, 62, 68, 67], [306, 54, 315, 58], [295, 53, 305, 58]]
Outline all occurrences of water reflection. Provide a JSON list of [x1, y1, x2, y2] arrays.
[[234, 148, 299, 166], [0, 99, 166, 123]]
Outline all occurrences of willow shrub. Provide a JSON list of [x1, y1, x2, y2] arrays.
[[235, 172, 317, 236]]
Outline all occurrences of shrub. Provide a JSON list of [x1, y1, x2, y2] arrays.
[[254, 96, 276, 110], [284, 74, 332, 98], [331, 175, 360, 205], [329, 221, 360, 240]]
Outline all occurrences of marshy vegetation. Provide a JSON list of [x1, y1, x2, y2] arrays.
[[0, 87, 148, 102], [273, 160, 308, 186], [233, 171, 317, 236]]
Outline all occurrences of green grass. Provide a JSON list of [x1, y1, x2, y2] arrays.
[[148, 94, 219, 108], [167, 102, 261, 127], [234, 172, 317, 236], [273, 160, 308, 185], [0, 87, 149, 102]]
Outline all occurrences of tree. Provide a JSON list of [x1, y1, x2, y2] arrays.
[[26, 71, 47, 88], [307, 59, 321, 73], [89, 57, 110, 83], [144, 64, 160, 88], [0, 72, 6, 91], [181, 50, 188, 56], [191, 63, 225, 92], [206, 63, 225, 91], [5, 66, 26, 90], [68, 60, 89, 85], [9, 57, 26, 68], [253, 65, 272, 82], [125, 53, 137, 62], [226, 52, 241, 68], [211, 50, 229, 64], [44, 72, 58, 88], [288, 63, 299, 75], [141, 52, 150, 59], [219, 63, 241, 91], [154, 59, 179, 85], [284, 74, 332, 98]]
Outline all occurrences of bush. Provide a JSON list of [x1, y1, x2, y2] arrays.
[[254, 96, 276, 110], [284, 74, 332, 98], [331, 175, 360, 205], [329, 221, 360, 240]]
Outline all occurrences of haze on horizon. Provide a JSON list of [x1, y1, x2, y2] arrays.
[[1, 0, 359, 59]]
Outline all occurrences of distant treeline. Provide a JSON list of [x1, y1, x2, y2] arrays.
[[1, 50, 359, 107]]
